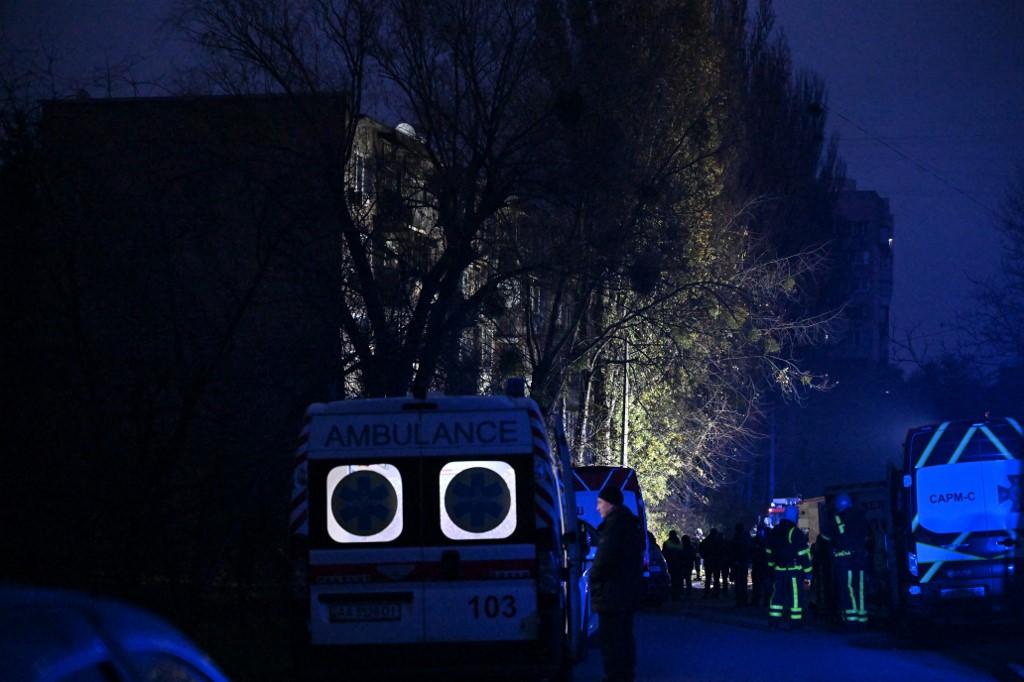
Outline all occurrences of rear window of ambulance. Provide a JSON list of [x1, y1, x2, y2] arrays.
[[309, 457, 421, 548], [308, 455, 535, 549]]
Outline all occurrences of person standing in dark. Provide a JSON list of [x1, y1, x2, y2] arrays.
[[700, 529, 723, 598], [714, 529, 729, 597], [679, 535, 697, 597], [750, 529, 771, 608], [693, 529, 705, 582], [729, 523, 751, 607], [590, 485, 644, 682], [662, 530, 686, 601], [819, 492, 870, 626], [766, 506, 811, 625]]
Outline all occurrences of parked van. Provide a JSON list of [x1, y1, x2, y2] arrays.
[[289, 388, 585, 679], [572, 466, 654, 601], [897, 416, 1023, 620]]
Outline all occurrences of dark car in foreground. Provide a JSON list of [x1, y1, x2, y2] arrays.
[[0, 586, 229, 682], [643, 532, 672, 606]]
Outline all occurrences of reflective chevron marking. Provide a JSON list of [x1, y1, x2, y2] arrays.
[[947, 426, 979, 465], [915, 422, 950, 468]]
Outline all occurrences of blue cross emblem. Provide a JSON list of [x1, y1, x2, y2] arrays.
[[997, 475, 1021, 513], [445, 467, 511, 533], [332, 470, 397, 536]]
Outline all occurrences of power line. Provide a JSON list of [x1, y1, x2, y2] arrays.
[[827, 106, 999, 218], [842, 135, 1008, 143]]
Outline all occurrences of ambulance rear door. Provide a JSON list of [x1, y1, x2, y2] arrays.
[[304, 407, 426, 645], [419, 407, 542, 643]]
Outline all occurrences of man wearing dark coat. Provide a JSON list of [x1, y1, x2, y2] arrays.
[[590, 485, 644, 682], [700, 528, 725, 598], [750, 530, 771, 607], [729, 523, 752, 607]]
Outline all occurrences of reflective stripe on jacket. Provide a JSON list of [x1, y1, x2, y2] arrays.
[[766, 520, 811, 574]]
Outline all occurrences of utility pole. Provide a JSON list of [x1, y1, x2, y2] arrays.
[[620, 338, 629, 467], [768, 406, 776, 502]]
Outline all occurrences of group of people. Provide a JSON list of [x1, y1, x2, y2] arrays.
[[659, 493, 872, 626], [588, 485, 871, 681], [659, 524, 770, 608]]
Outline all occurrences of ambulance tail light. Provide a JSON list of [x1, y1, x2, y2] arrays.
[[908, 551, 918, 577]]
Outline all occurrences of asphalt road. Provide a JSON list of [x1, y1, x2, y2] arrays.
[[574, 599, 1015, 681]]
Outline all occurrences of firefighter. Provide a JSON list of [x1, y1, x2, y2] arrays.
[[766, 505, 811, 625], [819, 492, 869, 625], [750, 529, 771, 608]]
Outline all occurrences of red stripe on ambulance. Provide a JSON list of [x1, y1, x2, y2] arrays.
[[310, 560, 536, 583]]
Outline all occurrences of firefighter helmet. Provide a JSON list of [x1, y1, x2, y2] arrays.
[[834, 492, 852, 512]]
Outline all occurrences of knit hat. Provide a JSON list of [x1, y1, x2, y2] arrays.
[[598, 485, 623, 506]]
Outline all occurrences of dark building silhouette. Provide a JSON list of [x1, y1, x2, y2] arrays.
[[827, 179, 895, 365], [741, 180, 898, 514], [24, 94, 355, 588]]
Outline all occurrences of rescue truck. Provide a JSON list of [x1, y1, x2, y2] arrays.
[[288, 385, 587, 680], [764, 497, 803, 531], [895, 416, 1023, 620], [805, 482, 900, 621]]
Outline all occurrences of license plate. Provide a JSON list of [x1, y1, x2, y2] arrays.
[[329, 603, 402, 622]]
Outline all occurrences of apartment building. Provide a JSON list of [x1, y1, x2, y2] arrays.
[[828, 179, 895, 365]]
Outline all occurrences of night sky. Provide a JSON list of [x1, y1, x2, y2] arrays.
[[5, 0, 1023, 366], [774, 1, 1024, 362]]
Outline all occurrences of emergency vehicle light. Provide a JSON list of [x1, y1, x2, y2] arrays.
[[908, 585, 921, 595]]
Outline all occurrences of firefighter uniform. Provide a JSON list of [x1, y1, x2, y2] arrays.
[[766, 518, 811, 622], [819, 496, 869, 624]]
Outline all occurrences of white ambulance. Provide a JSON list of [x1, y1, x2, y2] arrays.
[[288, 387, 586, 679]]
